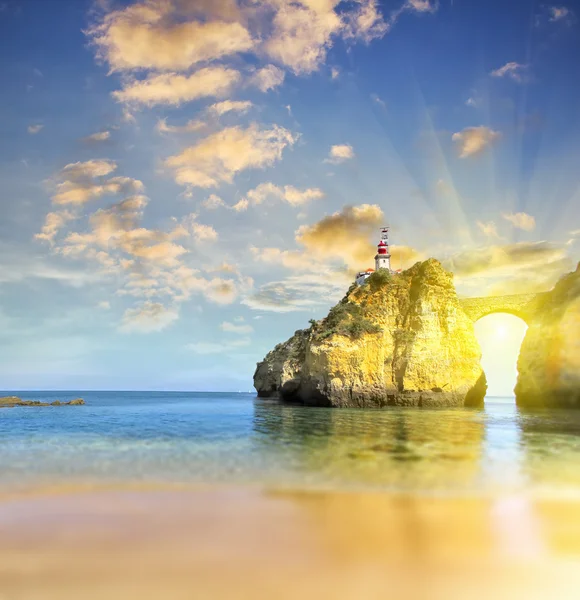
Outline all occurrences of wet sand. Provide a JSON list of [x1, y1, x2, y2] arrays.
[[1, 486, 580, 599]]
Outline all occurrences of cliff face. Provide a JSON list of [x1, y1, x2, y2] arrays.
[[254, 259, 487, 408], [515, 264, 580, 409]]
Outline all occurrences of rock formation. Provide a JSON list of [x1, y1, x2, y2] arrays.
[[0, 397, 85, 407], [515, 263, 580, 409], [254, 259, 487, 408]]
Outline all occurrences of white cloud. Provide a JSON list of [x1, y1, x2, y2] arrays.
[[243, 271, 349, 313], [191, 221, 218, 243], [237, 182, 324, 210], [83, 130, 111, 142], [466, 96, 478, 108], [325, 144, 355, 164], [59, 159, 117, 180], [165, 124, 298, 189], [344, 0, 389, 42], [452, 126, 501, 158], [331, 67, 340, 79], [476, 220, 499, 238], [98, 300, 111, 310], [220, 321, 253, 334], [35, 210, 76, 244], [250, 65, 285, 92], [37, 162, 251, 331], [208, 100, 253, 116], [490, 62, 529, 83], [502, 211, 536, 232], [202, 194, 226, 210], [405, 0, 439, 13], [371, 93, 386, 109], [27, 124, 43, 134], [156, 118, 204, 134], [112, 67, 241, 107], [549, 6, 571, 22], [120, 301, 179, 333]]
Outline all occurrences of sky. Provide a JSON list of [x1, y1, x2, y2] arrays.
[[0, 0, 579, 392]]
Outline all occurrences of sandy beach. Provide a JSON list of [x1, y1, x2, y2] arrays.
[[1, 485, 580, 599]]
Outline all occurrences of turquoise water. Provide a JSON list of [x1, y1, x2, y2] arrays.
[[2, 391, 580, 494]]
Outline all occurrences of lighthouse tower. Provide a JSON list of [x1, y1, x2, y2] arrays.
[[375, 227, 392, 271]]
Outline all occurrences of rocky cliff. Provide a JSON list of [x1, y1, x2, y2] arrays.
[[515, 263, 580, 409], [254, 259, 487, 408]]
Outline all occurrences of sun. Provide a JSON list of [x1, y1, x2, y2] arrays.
[[495, 324, 508, 339], [474, 314, 529, 396]]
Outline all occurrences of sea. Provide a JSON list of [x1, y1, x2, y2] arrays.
[[2, 391, 580, 495]]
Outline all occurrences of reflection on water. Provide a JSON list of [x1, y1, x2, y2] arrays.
[[252, 399, 486, 491], [252, 397, 580, 494]]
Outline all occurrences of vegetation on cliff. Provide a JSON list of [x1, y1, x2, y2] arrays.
[[254, 260, 486, 408]]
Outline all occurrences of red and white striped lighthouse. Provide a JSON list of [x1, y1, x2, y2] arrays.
[[375, 227, 392, 271]]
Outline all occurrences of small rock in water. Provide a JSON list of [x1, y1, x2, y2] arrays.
[[0, 396, 85, 408]]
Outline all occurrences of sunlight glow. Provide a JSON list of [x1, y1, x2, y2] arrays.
[[474, 313, 528, 398]]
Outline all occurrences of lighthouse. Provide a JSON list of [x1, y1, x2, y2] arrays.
[[355, 226, 395, 285], [375, 227, 391, 271]]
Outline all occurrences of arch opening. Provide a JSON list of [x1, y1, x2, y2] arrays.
[[473, 313, 528, 401]]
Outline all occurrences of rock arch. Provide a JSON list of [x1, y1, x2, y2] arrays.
[[458, 293, 547, 325]]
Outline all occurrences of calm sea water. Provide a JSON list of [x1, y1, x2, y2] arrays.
[[2, 391, 580, 494]]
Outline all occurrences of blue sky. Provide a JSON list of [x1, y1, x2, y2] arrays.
[[0, 0, 579, 391]]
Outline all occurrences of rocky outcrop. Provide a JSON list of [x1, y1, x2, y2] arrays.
[[515, 263, 580, 409], [254, 259, 487, 408], [0, 397, 85, 407]]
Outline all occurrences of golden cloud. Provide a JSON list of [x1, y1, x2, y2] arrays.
[[444, 241, 573, 295], [82, 130, 111, 143], [88, 1, 254, 72], [325, 143, 355, 163], [48, 160, 145, 206], [165, 124, 298, 188], [264, 1, 344, 74], [446, 242, 566, 277], [452, 126, 501, 158], [112, 67, 241, 107], [295, 204, 384, 270]]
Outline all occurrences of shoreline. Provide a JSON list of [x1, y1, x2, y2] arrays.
[[1, 484, 580, 599]]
